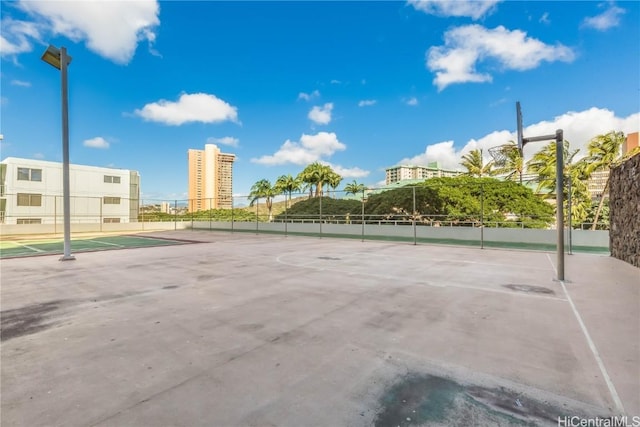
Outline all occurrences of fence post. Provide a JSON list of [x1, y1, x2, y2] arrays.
[[480, 181, 484, 249], [567, 175, 573, 255], [361, 188, 365, 242], [284, 193, 288, 237], [319, 195, 323, 238], [54, 196, 58, 234], [174, 200, 177, 230], [231, 196, 235, 233], [412, 186, 417, 245], [255, 198, 259, 234]]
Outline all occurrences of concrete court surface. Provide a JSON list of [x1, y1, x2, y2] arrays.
[[1, 230, 638, 426]]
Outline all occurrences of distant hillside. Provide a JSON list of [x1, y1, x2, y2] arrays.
[[238, 196, 307, 218]]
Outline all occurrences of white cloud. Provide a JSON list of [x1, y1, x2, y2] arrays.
[[251, 132, 345, 166], [134, 93, 239, 126], [325, 162, 370, 178], [408, 0, 501, 20], [396, 107, 639, 170], [427, 25, 575, 91], [358, 100, 377, 107], [33, 152, 45, 159], [582, 3, 625, 31], [10, 79, 31, 87], [83, 136, 110, 149], [207, 136, 239, 147], [406, 97, 419, 106], [330, 79, 341, 84], [0, 18, 41, 57], [298, 90, 320, 101], [14, 0, 160, 64], [308, 103, 333, 125]]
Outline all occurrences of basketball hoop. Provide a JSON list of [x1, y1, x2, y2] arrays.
[[488, 144, 520, 167]]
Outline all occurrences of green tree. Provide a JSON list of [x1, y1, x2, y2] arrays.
[[460, 149, 493, 177], [580, 131, 636, 230], [362, 177, 553, 228], [527, 140, 590, 225], [344, 180, 366, 196], [275, 174, 301, 209], [297, 162, 336, 197], [248, 179, 278, 222], [492, 142, 524, 183], [326, 170, 343, 198]]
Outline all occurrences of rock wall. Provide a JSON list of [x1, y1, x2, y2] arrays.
[[609, 154, 640, 268]]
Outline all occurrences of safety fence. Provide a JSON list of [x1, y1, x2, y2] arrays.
[[0, 184, 610, 253]]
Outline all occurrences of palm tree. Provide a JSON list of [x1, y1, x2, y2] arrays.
[[527, 140, 590, 225], [580, 131, 636, 230], [298, 162, 333, 197], [492, 142, 524, 183], [344, 180, 365, 196], [460, 149, 493, 177], [326, 171, 343, 198], [248, 179, 278, 222], [275, 174, 302, 209], [297, 163, 319, 198]]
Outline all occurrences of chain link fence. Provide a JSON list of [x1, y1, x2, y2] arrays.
[[0, 183, 609, 252]]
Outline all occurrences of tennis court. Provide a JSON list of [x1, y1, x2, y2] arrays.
[[0, 234, 192, 259], [1, 230, 638, 426]]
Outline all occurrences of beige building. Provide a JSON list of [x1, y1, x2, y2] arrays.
[[385, 162, 461, 185], [188, 144, 235, 212], [586, 132, 639, 200]]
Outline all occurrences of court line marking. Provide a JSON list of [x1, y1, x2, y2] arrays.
[[276, 250, 555, 272], [546, 254, 625, 414], [14, 242, 45, 252], [90, 239, 125, 248], [276, 254, 566, 302], [352, 251, 554, 271]]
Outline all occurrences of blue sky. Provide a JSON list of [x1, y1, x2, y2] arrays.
[[1, 0, 639, 201]]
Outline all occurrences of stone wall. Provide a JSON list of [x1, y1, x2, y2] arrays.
[[609, 153, 640, 267]]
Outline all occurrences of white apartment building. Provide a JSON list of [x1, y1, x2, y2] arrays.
[[0, 157, 140, 224], [385, 163, 462, 185]]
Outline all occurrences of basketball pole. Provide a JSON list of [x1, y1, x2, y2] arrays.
[[554, 130, 565, 280], [516, 102, 564, 281]]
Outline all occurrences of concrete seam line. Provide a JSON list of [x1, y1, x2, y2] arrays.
[[546, 254, 625, 415]]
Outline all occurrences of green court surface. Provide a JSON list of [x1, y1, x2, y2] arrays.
[[0, 235, 188, 259]]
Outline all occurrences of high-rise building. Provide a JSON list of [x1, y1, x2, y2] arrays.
[[188, 144, 235, 211], [0, 157, 140, 224], [623, 131, 638, 154], [385, 162, 461, 185]]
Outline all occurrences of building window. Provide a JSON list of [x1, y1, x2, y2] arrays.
[[17, 168, 42, 182], [103, 196, 121, 204], [104, 175, 121, 184], [17, 218, 42, 224], [17, 193, 42, 206], [103, 217, 121, 223]]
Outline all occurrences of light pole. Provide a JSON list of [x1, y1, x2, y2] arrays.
[[42, 45, 75, 261]]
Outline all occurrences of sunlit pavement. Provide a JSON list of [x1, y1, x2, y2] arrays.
[[1, 231, 638, 426]]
